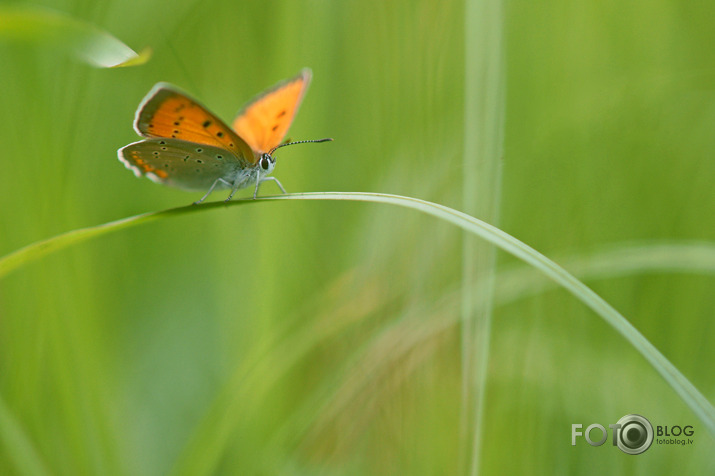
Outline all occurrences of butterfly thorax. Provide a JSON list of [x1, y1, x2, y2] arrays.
[[225, 152, 275, 191]]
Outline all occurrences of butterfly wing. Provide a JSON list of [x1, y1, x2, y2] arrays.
[[118, 138, 248, 191], [231, 68, 312, 154], [134, 83, 256, 164]]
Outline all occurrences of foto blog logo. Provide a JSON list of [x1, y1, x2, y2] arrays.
[[572, 414, 654, 455], [571, 414, 695, 455]]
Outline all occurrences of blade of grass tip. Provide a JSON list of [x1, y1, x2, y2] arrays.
[[0, 5, 151, 67], [0, 192, 712, 437], [462, 0, 507, 474]]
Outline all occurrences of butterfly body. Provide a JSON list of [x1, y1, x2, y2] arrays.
[[118, 69, 313, 203]]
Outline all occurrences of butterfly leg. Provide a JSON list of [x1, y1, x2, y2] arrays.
[[255, 177, 287, 199], [194, 178, 232, 205], [225, 177, 248, 202], [252, 174, 262, 199]]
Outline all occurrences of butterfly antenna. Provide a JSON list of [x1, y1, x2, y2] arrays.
[[269, 138, 333, 156]]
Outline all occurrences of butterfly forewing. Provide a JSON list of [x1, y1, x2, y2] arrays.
[[118, 138, 247, 191], [134, 83, 256, 163], [232, 68, 311, 153]]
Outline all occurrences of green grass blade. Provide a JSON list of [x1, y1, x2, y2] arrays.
[[0, 5, 150, 67], [1, 191, 713, 443], [0, 204, 220, 280]]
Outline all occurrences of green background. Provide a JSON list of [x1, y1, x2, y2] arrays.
[[1, 0, 713, 474]]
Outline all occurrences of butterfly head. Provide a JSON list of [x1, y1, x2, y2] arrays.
[[258, 153, 276, 174]]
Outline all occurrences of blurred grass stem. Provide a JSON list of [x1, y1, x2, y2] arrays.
[[461, 0, 506, 474]]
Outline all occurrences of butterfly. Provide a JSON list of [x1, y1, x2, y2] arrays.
[[118, 68, 331, 204]]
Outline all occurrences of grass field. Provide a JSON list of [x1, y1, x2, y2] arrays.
[[1, 1, 714, 474]]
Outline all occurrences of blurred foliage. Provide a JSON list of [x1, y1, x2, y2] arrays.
[[0, 0, 714, 475], [0, 4, 150, 67]]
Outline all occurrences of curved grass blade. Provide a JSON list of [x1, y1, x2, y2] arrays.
[[0, 202, 226, 280], [0, 192, 713, 454], [0, 5, 151, 67]]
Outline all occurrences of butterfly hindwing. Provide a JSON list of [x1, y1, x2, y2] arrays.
[[118, 138, 247, 191], [232, 68, 312, 154], [134, 83, 256, 163]]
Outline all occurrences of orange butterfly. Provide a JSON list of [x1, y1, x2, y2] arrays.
[[118, 68, 331, 204]]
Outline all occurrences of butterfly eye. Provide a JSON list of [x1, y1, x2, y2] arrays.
[[260, 154, 273, 170]]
